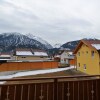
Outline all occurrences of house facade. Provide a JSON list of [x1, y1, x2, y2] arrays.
[[14, 49, 48, 61], [73, 39, 100, 75], [0, 53, 14, 61], [60, 51, 75, 65]]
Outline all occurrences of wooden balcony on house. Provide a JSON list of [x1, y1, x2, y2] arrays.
[[0, 75, 100, 100]]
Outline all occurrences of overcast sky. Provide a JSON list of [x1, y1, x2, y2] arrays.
[[0, 0, 100, 46]]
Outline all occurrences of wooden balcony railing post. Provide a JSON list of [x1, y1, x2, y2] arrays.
[[54, 78, 58, 100]]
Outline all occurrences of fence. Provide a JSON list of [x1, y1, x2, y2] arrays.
[[0, 75, 100, 100], [0, 61, 58, 71]]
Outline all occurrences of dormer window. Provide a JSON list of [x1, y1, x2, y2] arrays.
[[91, 51, 94, 57]]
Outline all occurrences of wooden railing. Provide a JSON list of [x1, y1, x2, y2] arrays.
[[0, 75, 100, 100]]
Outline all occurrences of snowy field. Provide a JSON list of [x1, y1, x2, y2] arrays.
[[0, 66, 74, 84]]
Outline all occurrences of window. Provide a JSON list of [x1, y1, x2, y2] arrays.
[[84, 64, 86, 70], [91, 51, 94, 57], [40, 56, 44, 58], [64, 58, 66, 61], [78, 52, 80, 56], [78, 63, 80, 67], [86, 51, 88, 54], [22, 57, 26, 58]]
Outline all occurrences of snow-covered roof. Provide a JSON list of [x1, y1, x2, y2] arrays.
[[16, 51, 33, 56], [16, 49, 48, 56], [54, 55, 60, 58], [61, 51, 73, 55], [0, 59, 11, 60], [91, 44, 100, 50], [0, 55, 11, 57], [34, 52, 48, 56], [68, 52, 73, 55]]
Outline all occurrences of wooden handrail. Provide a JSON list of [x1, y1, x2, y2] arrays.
[[0, 74, 99, 81]]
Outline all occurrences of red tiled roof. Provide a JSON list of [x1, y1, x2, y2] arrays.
[[82, 39, 100, 45], [73, 39, 100, 54]]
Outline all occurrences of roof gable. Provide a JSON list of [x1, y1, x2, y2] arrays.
[[73, 39, 100, 54]]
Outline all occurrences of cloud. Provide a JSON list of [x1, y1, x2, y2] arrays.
[[0, 0, 100, 45]]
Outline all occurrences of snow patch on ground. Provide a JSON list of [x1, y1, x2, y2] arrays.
[[0, 66, 75, 84]]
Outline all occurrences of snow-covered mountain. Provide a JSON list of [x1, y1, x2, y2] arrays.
[[60, 38, 99, 51], [26, 33, 52, 49], [53, 43, 61, 48], [60, 40, 79, 51], [0, 32, 53, 52]]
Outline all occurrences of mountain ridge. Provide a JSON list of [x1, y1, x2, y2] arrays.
[[0, 32, 53, 52], [26, 33, 52, 49], [60, 38, 100, 51]]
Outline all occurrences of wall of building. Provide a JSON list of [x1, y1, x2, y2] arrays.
[[60, 52, 69, 64], [76, 44, 100, 75], [0, 61, 58, 72], [69, 59, 76, 66], [16, 56, 48, 61]]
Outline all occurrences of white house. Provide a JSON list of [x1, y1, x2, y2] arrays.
[[60, 51, 74, 64]]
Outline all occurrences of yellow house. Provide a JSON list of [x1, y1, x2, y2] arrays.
[[14, 48, 48, 61], [73, 39, 100, 75]]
